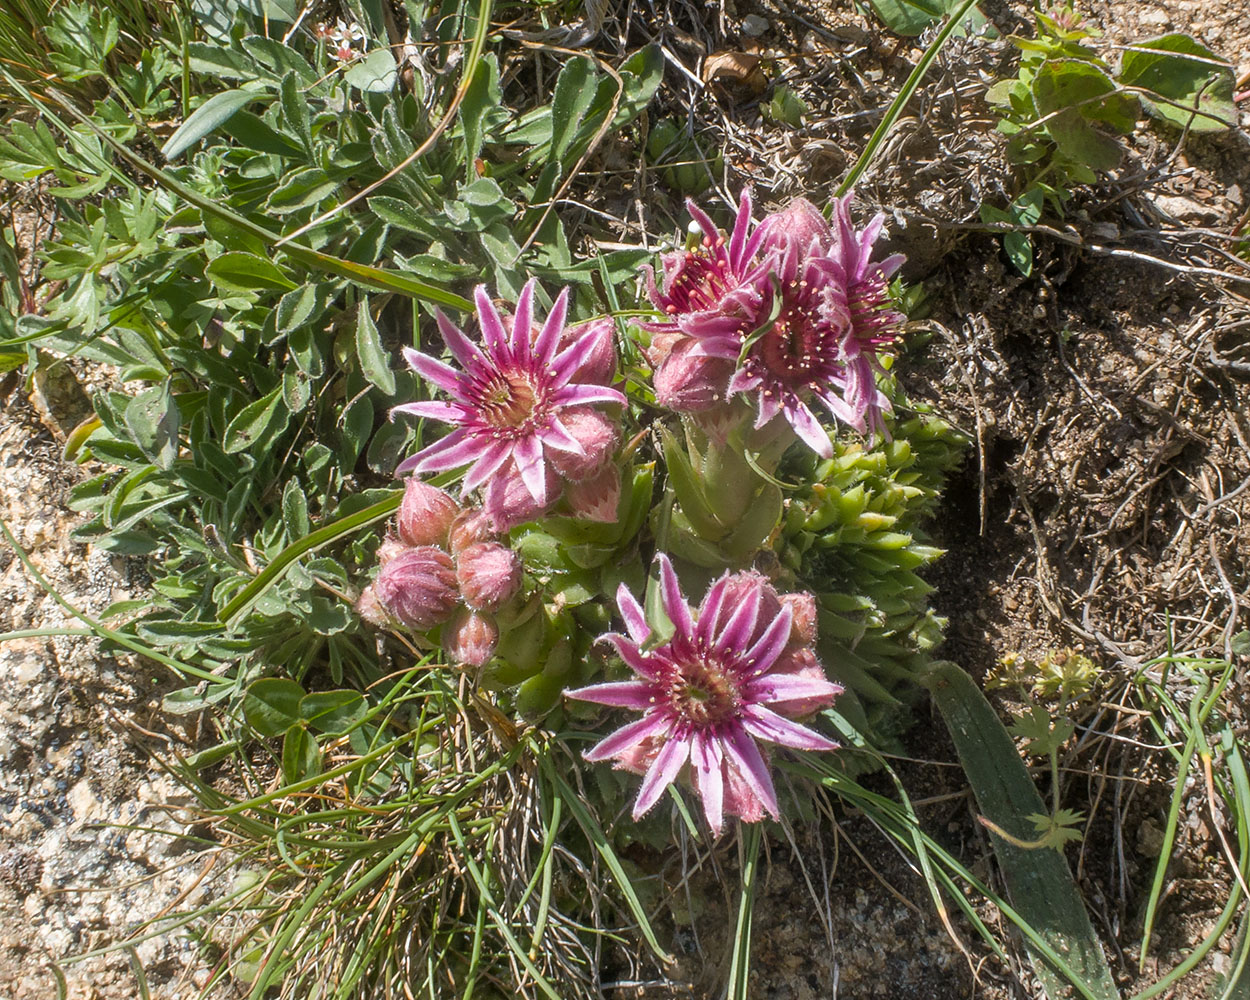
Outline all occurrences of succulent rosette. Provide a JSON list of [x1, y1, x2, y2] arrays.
[[393, 279, 625, 529], [567, 555, 842, 834]]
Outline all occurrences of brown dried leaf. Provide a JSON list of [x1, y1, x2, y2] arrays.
[[702, 50, 765, 91]]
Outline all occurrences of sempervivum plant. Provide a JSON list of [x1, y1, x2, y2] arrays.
[[567, 555, 841, 834], [393, 278, 625, 530]]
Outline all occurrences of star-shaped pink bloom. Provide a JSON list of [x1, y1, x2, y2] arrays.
[[567, 555, 841, 835], [393, 280, 625, 525]]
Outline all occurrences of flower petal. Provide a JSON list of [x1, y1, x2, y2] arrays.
[[720, 724, 779, 820], [538, 415, 586, 456], [512, 434, 548, 504], [460, 440, 514, 493], [783, 398, 833, 458], [406, 428, 479, 474], [632, 730, 691, 820], [435, 310, 486, 370], [616, 583, 651, 644], [599, 632, 659, 680], [551, 382, 626, 408], [741, 704, 839, 751], [745, 673, 844, 706], [740, 604, 793, 677], [583, 712, 671, 763], [390, 400, 466, 423], [695, 572, 732, 647], [565, 680, 655, 709], [511, 278, 536, 358], [692, 730, 725, 835], [727, 187, 754, 273], [656, 554, 695, 643], [532, 286, 569, 366], [403, 348, 466, 397], [711, 586, 762, 658], [474, 285, 511, 364]]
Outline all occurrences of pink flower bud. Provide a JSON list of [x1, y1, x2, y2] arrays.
[[456, 541, 522, 611], [560, 318, 617, 384], [565, 463, 621, 523], [780, 591, 819, 649], [449, 507, 495, 554], [355, 583, 391, 627], [758, 197, 833, 256], [374, 546, 459, 629], [547, 407, 618, 478], [654, 338, 734, 412], [645, 330, 683, 368], [376, 534, 409, 567], [397, 478, 461, 548], [445, 607, 499, 667], [769, 648, 841, 717], [484, 466, 557, 532]]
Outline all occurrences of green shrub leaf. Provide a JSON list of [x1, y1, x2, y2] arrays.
[[243, 678, 306, 737], [1119, 33, 1236, 132], [162, 88, 258, 160]]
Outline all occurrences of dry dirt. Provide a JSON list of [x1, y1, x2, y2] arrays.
[[2, 0, 1249, 997]]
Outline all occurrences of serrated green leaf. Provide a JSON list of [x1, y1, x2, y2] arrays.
[[162, 89, 258, 160], [243, 678, 306, 737]]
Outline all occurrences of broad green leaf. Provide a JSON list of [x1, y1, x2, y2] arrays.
[[161, 89, 258, 160], [355, 298, 396, 394], [275, 285, 320, 333], [243, 678, 306, 737], [344, 48, 398, 93], [206, 251, 298, 294], [265, 167, 338, 214], [221, 110, 305, 157], [1119, 33, 1236, 132], [123, 382, 180, 471], [281, 477, 309, 537], [1032, 60, 1134, 171], [459, 53, 501, 174], [223, 385, 288, 453], [551, 57, 598, 164], [923, 661, 1119, 1000], [299, 690, 366, 734], [281, 724, 321, 783], [867, 0, 944, 37]]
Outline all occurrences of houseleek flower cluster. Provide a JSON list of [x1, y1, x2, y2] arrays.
[[359, 192, 911, 836]]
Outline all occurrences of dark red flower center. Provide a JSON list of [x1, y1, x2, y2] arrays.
[[747, 282, 835, 391], [662, 240, 734, 315]]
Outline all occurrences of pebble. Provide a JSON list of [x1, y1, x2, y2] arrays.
[[741, 13, 769, 37]]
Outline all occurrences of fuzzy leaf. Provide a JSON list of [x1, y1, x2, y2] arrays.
[[243, 678, 306, 737], [162, 89, 258, 160]]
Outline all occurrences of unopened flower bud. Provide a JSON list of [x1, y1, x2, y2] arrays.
[[445, 607, 499, 667], [759, 197, 832, 256], [484, 466, 556, 532], [780, 591, 819, 649], [374, 546, 459, 629], [355, 583, 391, 627], [397, 478, 461, 548], [456, 542, 522, 611], [565, 463, 621, 523], [449, 507, 495, 554], [376, 534, 409, 567], [654, 339, 734, 412], [548, 407, 617, 478], [704, 571, 783, 648], [559, 318, 617, 384]]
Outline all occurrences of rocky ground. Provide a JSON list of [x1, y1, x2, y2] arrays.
[[1, 0, 1248, 996]]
